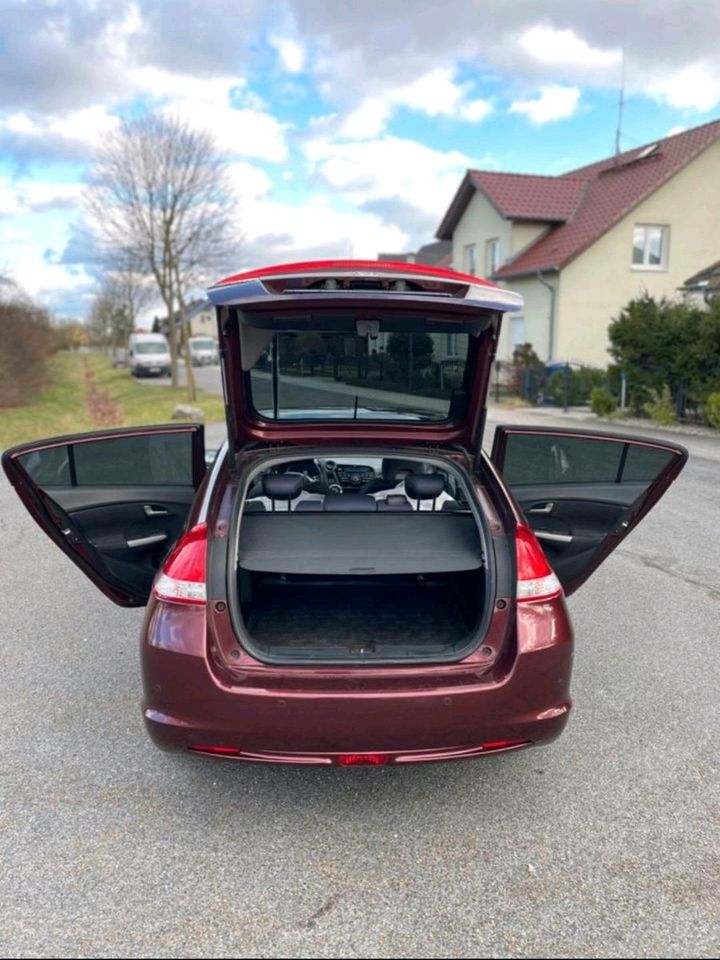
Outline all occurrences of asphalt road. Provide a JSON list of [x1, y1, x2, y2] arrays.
[[1, 410, 718, 958]]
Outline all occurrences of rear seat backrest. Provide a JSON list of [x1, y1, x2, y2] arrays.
[[323, 493, 377, 512], [377, 494, 413, 511]]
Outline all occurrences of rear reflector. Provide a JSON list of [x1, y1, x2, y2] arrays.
[[337, 753, 390, 766], [480, 739, 530, 752], [189, 744, 241, 757], [515, 523, 562, 602], [153, 523, 207, 605]]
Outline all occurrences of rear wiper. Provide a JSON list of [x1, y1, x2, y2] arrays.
[[353, 395, 359, 419]]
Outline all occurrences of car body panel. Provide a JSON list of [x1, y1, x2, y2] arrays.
[[141, 591, 573, 763]]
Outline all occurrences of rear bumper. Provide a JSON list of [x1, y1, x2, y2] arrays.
[[141, 599, 573, 765]]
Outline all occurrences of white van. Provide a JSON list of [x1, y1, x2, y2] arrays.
[[188, 335, 219, 366], [127, 333, 171, 378]]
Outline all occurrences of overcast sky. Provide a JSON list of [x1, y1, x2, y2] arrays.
[[1, 0, 719, 318]]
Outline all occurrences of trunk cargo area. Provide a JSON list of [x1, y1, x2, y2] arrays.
[[237, 570, 485, 661]]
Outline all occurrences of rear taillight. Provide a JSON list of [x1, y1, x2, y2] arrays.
[[153, 523, 207, 605], [515, 523, 562, 602], [337, 753, 390, 766]]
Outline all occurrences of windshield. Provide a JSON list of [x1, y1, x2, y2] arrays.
[[247, 329, 471, 421], [134, 342, 167, 355], [191, 338, 215, 350]]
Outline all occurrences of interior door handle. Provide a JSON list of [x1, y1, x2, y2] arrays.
[[127, 532, 168, 549], [528, 502, 554, 514], [144, 504, 170, 517], [535, 530, 573, 544]]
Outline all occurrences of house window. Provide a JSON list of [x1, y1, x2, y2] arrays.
[[464, 243, 477, 275], [486, 238, 500, 275], [511, 316, 525, 347], [632, 225, 669, 269]]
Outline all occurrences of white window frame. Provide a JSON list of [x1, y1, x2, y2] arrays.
[[486, 238, 500, 276], [632, 224, 670, 271], [511, 316, 525, 348], [464, 243, 477, 275]]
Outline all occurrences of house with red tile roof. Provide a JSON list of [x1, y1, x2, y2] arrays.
[[436, 119, 720, 367]]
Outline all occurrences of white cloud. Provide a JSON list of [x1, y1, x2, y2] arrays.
[[645, 62, 720, 113], [519, 25, 621, 69], [242, 197, 409, 265], [0, 177, 83, 218], [226, 162, 273, 204], [338, 67, 493, 140], [666, 124, 687, 137], [509, 85, 581, 125], [341, 98, 392, 139], [305, 135, 471, 216], [270, 36, 306, 74], [130, 67, 288, 163], [0, 105, 119, 150]]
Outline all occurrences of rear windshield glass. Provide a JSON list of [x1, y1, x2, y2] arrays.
[[134, 341, 167, 355], [191, 338, 215, 350], [248, 329, 471, 422]]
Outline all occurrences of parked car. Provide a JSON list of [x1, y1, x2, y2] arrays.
[[188, 335, 219, 366], [2, 261, 687, 766], [127, 332, 171, 377]]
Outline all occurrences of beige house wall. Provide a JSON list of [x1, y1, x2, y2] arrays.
[[496, 273, 559, 361], [510, 221, 548, 256], [556, 138, 720, 366], [190, 305, 217, 338], [451, 191, 511, 277]]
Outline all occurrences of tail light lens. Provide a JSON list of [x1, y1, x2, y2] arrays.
[[515, 523, 562, 602], [153, 523, 207, 605]]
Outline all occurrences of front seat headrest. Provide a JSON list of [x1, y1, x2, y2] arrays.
[[405, 473, 445, 501], [381, 458, 420, 483], [262, 473, 303, 501]]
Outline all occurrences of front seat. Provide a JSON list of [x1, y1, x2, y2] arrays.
[[358, 458, 421, 496]]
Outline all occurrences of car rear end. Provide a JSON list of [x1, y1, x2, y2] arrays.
[[140, 448, 573, 765]]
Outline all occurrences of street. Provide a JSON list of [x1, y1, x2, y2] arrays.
[[1, 408, 718, 958]]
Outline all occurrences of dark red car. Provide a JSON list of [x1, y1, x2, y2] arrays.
[[3, 261, 687, 765]]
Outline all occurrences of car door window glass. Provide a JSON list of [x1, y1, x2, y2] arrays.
[[621, 444, 675, 482], [73, 433, 193, 485], [502, 434, 623, 485], [18, 446, 71, 486], [19, 433, 194, 488]]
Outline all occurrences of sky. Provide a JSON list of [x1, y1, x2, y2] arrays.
[[1, 0, 719, 320]]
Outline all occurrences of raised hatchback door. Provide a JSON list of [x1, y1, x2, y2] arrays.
[[207, 260, 523, 459], [490, 426, 687, 596], [2, 424, 206, 606]]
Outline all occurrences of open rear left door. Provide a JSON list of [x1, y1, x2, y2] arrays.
[[3, 424, 205, 606]]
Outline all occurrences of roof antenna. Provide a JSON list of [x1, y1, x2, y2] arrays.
[[614, 47, 626, 159]]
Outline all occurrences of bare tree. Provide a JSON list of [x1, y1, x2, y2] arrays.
[[88, 262, 155, 359], [85, 114, 237, 399]]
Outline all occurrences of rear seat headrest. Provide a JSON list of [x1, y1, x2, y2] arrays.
[[262, 473, 303, 500], [405, 473, 445, 501], [323, 493, 377, 512]]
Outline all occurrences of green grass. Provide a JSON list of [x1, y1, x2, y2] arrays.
[[85, 354, 226, 426], [0, 352, 226, 449]]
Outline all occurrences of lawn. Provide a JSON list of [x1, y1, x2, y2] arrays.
[[0, 352, 226, 449]]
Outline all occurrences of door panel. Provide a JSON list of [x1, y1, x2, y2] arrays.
[[490, 426, 687, 595], [2, 425, 205, 606]]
